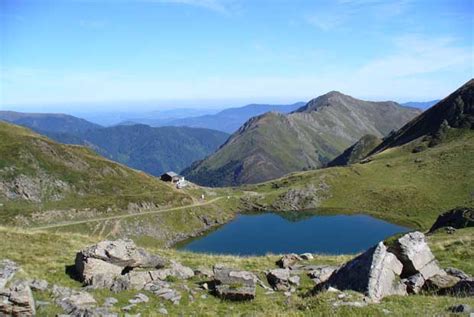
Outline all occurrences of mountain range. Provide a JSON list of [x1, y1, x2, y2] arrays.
[[120, 102, 305, 133], [182, 92, 421, 186], [0, 111, 229, 177]]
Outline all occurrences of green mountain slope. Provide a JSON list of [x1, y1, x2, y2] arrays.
[[0, 122, 194, 224], [45, 124, 230, 176], [327, 134, 382, 167], [183, 92, 420, 187], [246, 81, 474, 229]]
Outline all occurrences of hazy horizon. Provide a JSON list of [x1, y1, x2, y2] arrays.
[[1, 0, 472, 111]]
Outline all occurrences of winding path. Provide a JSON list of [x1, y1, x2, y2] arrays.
[[31, 196, 225, 231]]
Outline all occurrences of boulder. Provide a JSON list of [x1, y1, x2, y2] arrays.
[[429, 207, 474, 233], [194, 267, 214, 278], [422, 273, 460, 293], [127, 271, 154, 290], [317, 242, 406, 301], [276, 254, 302, 268], [0, 259, 18, 289], [0, 280, 36, 317], [28, 279, 48, 292], [307, 266, 338, 285], [266, 269, 299, 291], [75, 239, 167, 288], [213, 264, 257, 301], [388, 231, 444, 280], [449, 304, 473, 313], [56, 290, 97, 314]]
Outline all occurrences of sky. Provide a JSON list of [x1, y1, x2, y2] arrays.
[[0, 0, 473, 112]]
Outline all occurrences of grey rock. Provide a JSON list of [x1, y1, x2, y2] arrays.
[[299, 253, 314, 260], [276, 254, 302, 268], [445, 267, 471, 280], [389, 231, 444, 280], [56, 290, 97, 314], [449, 304, 473, 313], [194, 267, 214, 278], [423, 273, 460, 293], [0, 280, 36, 317], [213, 264, 257, 301], [402, 273, 425, 294], [149, 261, 194, 281], [307, 266, 338, 285], [127, 271, 153, 290], [144, 280, 181, 304], [28, 279, 48, 291], [122, 304, 136, 312], [104, 297, 118, 307], [129, 293, 149, 304], [441, 278, 474, 297], [158, 307, 168, 315], [0, 259, 18, 289], [317, 242, 406, 301], [266, 269, 300, 292]]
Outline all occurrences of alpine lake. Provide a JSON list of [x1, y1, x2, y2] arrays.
[[176, 210, 410, 256]]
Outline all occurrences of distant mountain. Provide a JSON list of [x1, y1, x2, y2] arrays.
[[182, 92, 421, 186], [121, 102, 305, 133], [401, 100, 440, 110], [327, 134, 382, 167], [0, 111, 101, 134], [371, 79, 473, 155], [42, 125, 229, 177]]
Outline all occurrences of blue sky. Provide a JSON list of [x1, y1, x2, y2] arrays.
[[0, 0, 473, 111]]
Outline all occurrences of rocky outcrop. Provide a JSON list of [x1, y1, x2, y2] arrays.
[[213, 264, 257, 301], [0, 280, 36, 316], [429, 207, 474, 233], [317, 242, 406, 301], [307, 266, 339, 285]]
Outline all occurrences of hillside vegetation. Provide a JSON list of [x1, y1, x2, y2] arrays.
[[183, 92, 420, 187], [0, 122, 195, 225]]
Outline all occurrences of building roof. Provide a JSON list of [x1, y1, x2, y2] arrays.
[[163, 171, 178, 177]]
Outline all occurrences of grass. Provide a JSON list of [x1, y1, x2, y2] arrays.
[[1, 226, 473, 316]]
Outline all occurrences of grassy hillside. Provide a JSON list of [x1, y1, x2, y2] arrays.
[[245, 128, 474, 229], [0, 226, 472, 316], [0, 122, 195, 225], [328, 134, 382, 167], [183, 92, 420, 187]]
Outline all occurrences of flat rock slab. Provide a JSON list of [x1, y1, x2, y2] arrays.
[[0, 280, 36, 317], [0, 259, 19, 289], [213, 264, 257, 301], [276, 254, 302, 268]]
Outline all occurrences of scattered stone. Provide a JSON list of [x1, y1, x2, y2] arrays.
[[194, 267, 214, 278], [28, 279, 48, 291], [55, 289, 97, 315], [300, 253, 314, 260], [256, 278, 273, 291], [388, 231, 444, 280], [158, 307, 169, 315], [0, 280, 36, 316], [429, 207, 474, 233], [213, 264, 257, 301], [104, 297, 118, 307], [307, 266, 338, 285], [276, 254, 302, 268], [445, 267, 471, 280], [449, 304, 473, 313], [317, 242, 406, 301], [144, 280, 181, 304], [122, 304, 136, 312], [200, 294, 207, 299], [423, 274, 460, 293], [0, 259, 19, 289], [283, 291, 291, 297], [267, 269, 294, 291], [129, 293, 149, 304], [202, 283, 209, 290], [127, 271, 153, 290], [150, 261, 194, 281]]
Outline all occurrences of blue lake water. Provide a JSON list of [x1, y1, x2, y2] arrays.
[[177, 212, 409, 256]]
